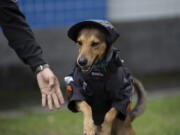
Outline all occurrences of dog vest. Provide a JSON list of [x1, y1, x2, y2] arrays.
[[66, 49, 133, 125]]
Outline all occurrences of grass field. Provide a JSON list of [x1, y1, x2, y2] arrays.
[[0, 95, 179, 135]]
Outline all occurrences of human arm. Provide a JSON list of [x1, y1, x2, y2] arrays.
[[0, 0, 64, 109], [0, 0, 45, 71]]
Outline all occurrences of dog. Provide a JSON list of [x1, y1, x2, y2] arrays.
[[65, 20, 146, 135]]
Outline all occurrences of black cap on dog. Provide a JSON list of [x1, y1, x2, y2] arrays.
[[67, 20, 120, 45]]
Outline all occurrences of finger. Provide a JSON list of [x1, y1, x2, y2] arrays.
[[49, 76, 55, 89], [42, 93, 46, 107], [47, 94, 53, 110], [52, 93, 61, 109], [56, 87, 65, 104]]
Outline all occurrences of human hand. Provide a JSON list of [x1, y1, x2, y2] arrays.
[[36, 67, 64, 110]]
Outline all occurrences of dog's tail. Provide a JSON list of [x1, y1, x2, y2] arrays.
[[129, 78, 146, 122]]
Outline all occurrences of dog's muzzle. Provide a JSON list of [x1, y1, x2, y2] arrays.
[[78, 55, 99, 73]]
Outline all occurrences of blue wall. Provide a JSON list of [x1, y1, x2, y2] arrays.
[[18, 0, 107, 28]]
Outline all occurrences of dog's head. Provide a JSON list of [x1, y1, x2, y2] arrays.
[[68, 20, 119, 72], [76, 27, 108, 72]]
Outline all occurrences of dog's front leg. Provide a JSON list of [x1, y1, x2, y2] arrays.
[[76, 101, 96, 135], [100, 107, 118, 135]]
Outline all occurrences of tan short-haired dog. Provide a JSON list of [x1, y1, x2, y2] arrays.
[[65, 20, 146, 135]]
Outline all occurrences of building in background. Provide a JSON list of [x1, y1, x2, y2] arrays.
[[18, 0, 107, 27], [108, 0, 180, 21], [17, 0, 180, 26]]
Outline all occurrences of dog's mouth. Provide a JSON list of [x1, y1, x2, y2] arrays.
[[81, 66, 92, 72], [78, 55, 99, 73]]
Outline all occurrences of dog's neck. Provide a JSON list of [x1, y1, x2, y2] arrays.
[[96, 47, 112, 65]]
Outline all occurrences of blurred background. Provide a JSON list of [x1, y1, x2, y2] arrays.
[[0, 0, 180, 135]]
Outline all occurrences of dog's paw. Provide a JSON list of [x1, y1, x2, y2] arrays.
[[83, 119, 96, 135]]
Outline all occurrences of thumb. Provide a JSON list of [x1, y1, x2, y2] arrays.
[[49, 76, 55, 89]]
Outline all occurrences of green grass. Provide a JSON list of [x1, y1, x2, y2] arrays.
[[134, 95, 180, 135], [0, 95, 180, 135]]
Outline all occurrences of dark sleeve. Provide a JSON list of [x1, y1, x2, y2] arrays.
[[67, 69, 86, 112], [0, 0, 46, 71], [111, 67, 133, 116]]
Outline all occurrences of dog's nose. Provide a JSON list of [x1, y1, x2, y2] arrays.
[[78, 57, 88, 66]]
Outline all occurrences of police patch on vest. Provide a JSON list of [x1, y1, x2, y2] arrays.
[[91, 72, 104, 77]]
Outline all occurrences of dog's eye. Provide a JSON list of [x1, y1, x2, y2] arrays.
[[91, 42, 99, 47], [77, 41, 82, 46]]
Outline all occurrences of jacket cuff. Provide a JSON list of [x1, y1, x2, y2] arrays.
[[68, 95, 85, 112], [27, 55, 47, 72]]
